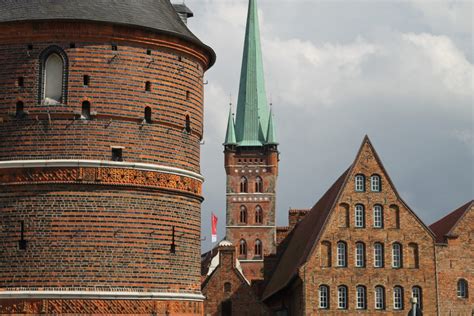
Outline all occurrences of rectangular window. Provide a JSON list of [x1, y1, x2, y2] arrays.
[[355, 175, 365, 192], [373, 205, 383, 228], [111, 148, 123, 162], [355, 205, 364, 228], [374, 243, 384, 268], [355, 243, 365, 267]]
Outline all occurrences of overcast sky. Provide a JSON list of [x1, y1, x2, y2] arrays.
[[182, 0, 473, 252]]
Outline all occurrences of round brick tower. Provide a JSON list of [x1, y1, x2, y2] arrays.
[[0, 1, 214, 314]]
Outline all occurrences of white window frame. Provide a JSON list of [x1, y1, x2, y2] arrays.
[[392, 243, 402, 268], [355, 242, 365, 267], [373, 205, 383, 228], [319, 285, 329, 309], [337, 242, 347, 267], [393, 286, 403, 310], [355, 204, 365, 228], [412, 286, 422, 309], [374, 243, 384, 268], [457, 279, 468, 298], [338, 286, 348, 309], [355, 175, 365, 192], [375, 286, 385, 310], [356, 286, 366, 309], [371, 175, 381, 192]]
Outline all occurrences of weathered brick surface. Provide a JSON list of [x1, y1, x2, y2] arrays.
[[435, 206, 474, 315]]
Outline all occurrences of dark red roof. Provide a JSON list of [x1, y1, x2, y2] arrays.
[[429, 200, 473, 243], [262, 167, 350, 300]]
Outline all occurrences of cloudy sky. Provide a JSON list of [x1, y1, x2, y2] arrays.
[[182, 0, 473, 252]]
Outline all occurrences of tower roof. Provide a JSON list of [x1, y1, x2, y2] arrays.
[[224, 107, 237, 145], [234, 0, 271, 146], [0, 0, 215, 67], [266, 109, 278, 145]]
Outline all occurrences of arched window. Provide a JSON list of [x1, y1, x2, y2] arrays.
[[319, 285, 329, 309], [337, 241, 347, 267], [338, 285, 348, 309], [81, 101, 91, 120], [457, 279, 468, 298], [15, 101, 25, 118], [374, 242, 384, 268], [255, 176, 263, 193], [185, 115, 191, 133], [355, 242, 365, 267], [144, 106, 152, 123], [375, 286, 385, 310], [356, 285, 367, 309], [355, 204, 365, 228], [355, 174, 365, 192], [339, 203, 350, 228], [255, 205, 263, 224], [239, 206, 247, 224], [393, 286, 404, 310], [408, 243, 419, 268], [370, 174, 381, 192], [321, 241, 332, 268], [254, 239, 262, 257], [224, 282, 232, 293], [373, 205, 383, 228], [240, 177, 248, 193], [239, 239, 247, 257], [390, 204, 400, 229], [392, 243, 402, 268], [412, 286, 422, 309], [40, 46, 68, 104]]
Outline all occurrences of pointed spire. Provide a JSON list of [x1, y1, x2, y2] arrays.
[[224, 107, 237, 145], [266, 109, 278, 145], [234, 0, 270, 147]]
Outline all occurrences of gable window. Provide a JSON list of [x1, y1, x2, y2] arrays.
[[321, 241, 332, 268], [239, 206, 247, 224], [355, 174, 365, 192], [240, 177, 248, 193], [408, 243, 419, 268], [355, 242, 365, 267], [374, 242, 384, 268], [393, 286, 404, 310], [255, 205, 263, 224], [373, 205, 383, 228], [375, 286, 385, 310], [392, 243, 402, 268], [40, 46, 68, 105], [338, 285, 348, 309], [81, 101, 91, 120], [337, 241, 347, 267], [412, 286, 422, 310], [319, 285, 329, 309], [370, 174, 381, 192], [239, 239, 247, 257], [457, 279, 468, 298], [355, 204, 365, 228], [255, 176, 263, 193], [254, 239, 262, 257], [356, 286, 366, 309], [224, 282, 232, 293]]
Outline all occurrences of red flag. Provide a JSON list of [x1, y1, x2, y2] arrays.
[[211, 213, 218, 243]]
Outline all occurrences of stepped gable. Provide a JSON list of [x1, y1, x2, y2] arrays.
[[430, 200, 473, 243]]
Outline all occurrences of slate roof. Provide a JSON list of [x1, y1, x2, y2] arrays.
[[429, 200, 473, 243], [0, 0, 215, 66]]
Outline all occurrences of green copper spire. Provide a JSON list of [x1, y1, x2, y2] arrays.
[[234, 0, 270, 147], [224, 107, 237, 145], [266, 109, 278, 145]]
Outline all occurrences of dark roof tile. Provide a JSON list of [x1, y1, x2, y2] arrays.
[[429, 200, 473, 243]]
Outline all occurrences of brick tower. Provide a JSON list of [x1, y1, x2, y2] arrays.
[[224, 0, 279, 281], [0, 1, 214, 314]]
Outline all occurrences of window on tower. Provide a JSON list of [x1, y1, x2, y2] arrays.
[[40, 46, 68, 105], [255, 205, 263, 224], [255, 176, 263, 193], [254, 239, 262, 258], [239, 206, 247, 224], [239, 239, 247, 257], [240, 177, 248, 193]]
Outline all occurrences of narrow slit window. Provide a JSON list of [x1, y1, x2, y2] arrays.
[[145, 81, 151, 92], [81, 101, 91, 120], [15, 101, 25, 118], [144, 106, 152, 123], [112, 44, 118, 51], [186, 90, 190, 100], [112, 148, 123, 162], [146, 49, 152, 55], [83, 75, 90, 86], [17, 77, 24, 87], [70, 43, 76, 49], [185, 115, 191, 133]]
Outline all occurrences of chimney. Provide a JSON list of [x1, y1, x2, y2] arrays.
[[173, 3, 194, 25]]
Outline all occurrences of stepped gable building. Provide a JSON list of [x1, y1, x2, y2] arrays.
[[0, 0, 214, 314], [430, 200, 473, 316]]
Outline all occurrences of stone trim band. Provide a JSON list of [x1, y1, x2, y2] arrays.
[[0, 291, 205, 301]]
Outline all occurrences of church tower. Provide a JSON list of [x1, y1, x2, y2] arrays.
[[224, 0, 278, 281]]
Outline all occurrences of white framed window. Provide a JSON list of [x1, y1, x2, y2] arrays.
[[370, 174, 381, 192], [412, 286, 422, 309], [44, 53, 64, 103], [355, 174, 365, 192], [374, 242, 384, 268], [355, 242, 365, 267], [337, 242, 347, 267], [375, 286, 385, 310], [319, 285, 329, 309], [373, 205, 383, 228], [392, 243, 402, 268], [393, 286, 404, 310], [356, 286, 366, 309], [355, 204, 365, 228], [338, 286, 348, 309], [457, 279, 468, 298]]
